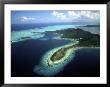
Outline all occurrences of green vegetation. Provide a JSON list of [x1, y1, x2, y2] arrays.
[[50, 45, 74, 62], [51, 48, 66, 61]]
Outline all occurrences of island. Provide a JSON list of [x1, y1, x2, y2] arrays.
[[50, 45, 74, 62], [46, 28, 100, 47]]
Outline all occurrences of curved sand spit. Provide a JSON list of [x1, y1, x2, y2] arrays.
[[33, 43, 77, 76]]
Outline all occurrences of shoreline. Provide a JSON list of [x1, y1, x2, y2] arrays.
[[75, 46, 100, 49], [46, 42, 77, 66], [48, 47, 75, 66]]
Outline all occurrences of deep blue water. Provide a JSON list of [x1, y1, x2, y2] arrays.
[[11, 39, 100, 77], [11, 23, 73, 31], [11, 39, 71, 77]]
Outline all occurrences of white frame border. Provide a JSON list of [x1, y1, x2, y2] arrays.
[[4, 4, 107, 84]]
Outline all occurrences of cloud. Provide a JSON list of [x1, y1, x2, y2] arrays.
[[79, 11, 99, 20], [21, 16, 36, 22], [52, 11, 58, 16], [68, 11, 80, 19], [52, 11, 99, 23], [52, 11, 67, 20], [67, 11, 100, 23]]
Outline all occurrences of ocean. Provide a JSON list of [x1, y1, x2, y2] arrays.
[[11, 23, 100, 77]]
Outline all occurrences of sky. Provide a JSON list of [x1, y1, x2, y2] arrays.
[[11, 10, 100, 24]]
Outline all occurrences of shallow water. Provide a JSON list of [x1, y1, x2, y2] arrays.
[[33, 43, 76, 76], [11, 23, 100, 77]]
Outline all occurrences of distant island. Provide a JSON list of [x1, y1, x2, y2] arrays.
[[82, 25, 100, 27]]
